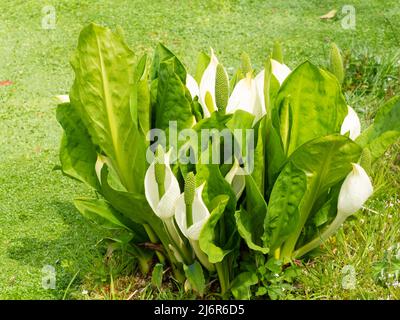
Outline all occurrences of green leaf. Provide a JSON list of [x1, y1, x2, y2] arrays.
[[183, 261, 206, 297], [150, 43, 186, 82], [235, 175, 269, 254], [264, 161, 306, 251], [309, 184, 340, 231], [151, 263, 164, 290], [263, 57, 280, 119], [74, 198, 129, 230], [265, 118, 286, 195], [251, 116, 267, 192], [356, 96, 400, 161], [278, 135, 362, 260], [266, 258, 283, 274], [194, 51, 210, 84], [132, 54, 151, 135], [359, 148, 372, 175], [191, 112, 233, 162], [289, 135, 362, 191], [134, 53, 148, 82], [199, 195, 231, 263], [56, 103, 99, 190], [69, 23, 147, 193], [226, 110, 255, 131], [230, 272, 258, 300], [226, 110, 255, 171], [155, 57, 195, 132], [255, 286, 268, 297], [229, 69, 244, 92], [100, 165, 152, 226], [273, 61, 348, 156]]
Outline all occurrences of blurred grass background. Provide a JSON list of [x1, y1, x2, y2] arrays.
[[0, 0, 399, 299]]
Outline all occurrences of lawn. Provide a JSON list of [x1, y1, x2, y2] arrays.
[[0, 0, 399, 299]]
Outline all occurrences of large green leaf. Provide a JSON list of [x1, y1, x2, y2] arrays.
[[277, 135, 362, 260], [150, 43, 186, 82], [199, 195, 231, 263], [289, 135, 362, 191], [195, 163, 236, 213], [100, 166, 152, 225], [250, 116, 267, 192], [265, 118, 286, 196], [155, 58, 195, 132], [69, 23, 147, 193], [74, 197, 129, 230], [99, 165, 170, 249], [235, 175, 269, 254], [56, 103, 99, 190], [273, 61, 348, 156], [132, 54, 151, 136], [356, 96, 400, 161], [263, 161, 305, 251], [298, 184, 341, 247], [263, 57, 280, 119]]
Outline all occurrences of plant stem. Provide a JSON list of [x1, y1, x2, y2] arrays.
[[163, 217, 193, 265], [215, 261, 229, 296], [143, 224, 165, 264], [147, 217, 186, 282], [293, 214, 346, 259]]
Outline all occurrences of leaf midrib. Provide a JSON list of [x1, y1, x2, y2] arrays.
[[95, 33, 125, 186]]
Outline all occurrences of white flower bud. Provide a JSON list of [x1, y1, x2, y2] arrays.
[[337, 163, 373, 217]]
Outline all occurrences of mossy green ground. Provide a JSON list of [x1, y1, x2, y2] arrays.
[[0, 0, 399, 299]]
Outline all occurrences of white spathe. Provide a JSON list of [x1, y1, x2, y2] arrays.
[[186, 74, 199, 99], [225, 160, 246, 200], [199, 49, 219, 117], [341, 106, 361, 141], [337, 163, 373, 217], [175, 183, 210, 241], [270, 59, 291, 85], [255, 59, 291, 116], [226, 73, 264, 122], [94, 154, 114, 184], [144, 149, 181, 220], [95, 155, 106, 183], [56, 95, 70, 103]]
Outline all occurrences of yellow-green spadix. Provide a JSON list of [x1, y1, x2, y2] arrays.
[[175, 181, 210, 241]]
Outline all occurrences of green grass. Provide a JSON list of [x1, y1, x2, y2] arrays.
[[0, 0, 399, 299]]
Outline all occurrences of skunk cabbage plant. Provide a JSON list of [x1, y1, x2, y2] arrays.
[[56, 24, 400, 298]]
